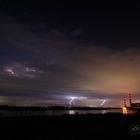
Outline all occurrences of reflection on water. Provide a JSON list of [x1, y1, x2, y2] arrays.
[[0, 109, 122, 117], [69, 110, 75, 115], [68, 109, 121, 115], [102, 110, 107, 114]]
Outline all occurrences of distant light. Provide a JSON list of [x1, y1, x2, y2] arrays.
[[70, 96, 78, 100], [122, 107, 128, 114], [67, 96, 88, 100], [69, 110, 75, 115], [100, 99, 107, 106], [5, 68, 15, 75]]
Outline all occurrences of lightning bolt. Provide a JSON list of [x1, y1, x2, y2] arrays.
[[100, 99, 107, 106], [69, 98, 76, 107], [67, 96, 88, 107]]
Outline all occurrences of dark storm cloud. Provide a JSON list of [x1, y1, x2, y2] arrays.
[[0, 15, 77, 63], [0, 15, 140, 106]]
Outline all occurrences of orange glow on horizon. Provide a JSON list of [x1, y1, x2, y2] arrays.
[[122, 107, 128, 114]]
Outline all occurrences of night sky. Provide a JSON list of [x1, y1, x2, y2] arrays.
[[0, 1, 140, 107]]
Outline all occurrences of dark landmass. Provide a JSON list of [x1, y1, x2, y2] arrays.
[[0, 105, 121, 111], [68, 107, 121, 110], [0, 113, 140, 139]]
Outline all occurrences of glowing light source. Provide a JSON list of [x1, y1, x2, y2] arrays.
[[122, 107, 128, 114], [5, 68, 15, 75], [69, 110, 75, 114]]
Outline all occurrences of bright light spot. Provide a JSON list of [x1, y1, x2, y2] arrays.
[[70, 96, 78, 100], [69, 98, 75, 107], [5, 68, 15, 75], [67, 96, 88, 100], [100, 99, 107, 106], [69, 110, 75, 114], [122, 107, 128, 114]]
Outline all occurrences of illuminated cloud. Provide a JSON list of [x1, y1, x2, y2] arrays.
[[1, 63, 43, 78], [66, 47, 140, 94]]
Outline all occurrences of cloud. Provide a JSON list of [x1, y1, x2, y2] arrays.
[[71, 29, 83, 37], [65, 47, 140, 94], [0, 63, 43, 78], [0, 15, 140, 106]]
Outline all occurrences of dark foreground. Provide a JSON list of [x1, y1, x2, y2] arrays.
[[0, 113, 140, 139]]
